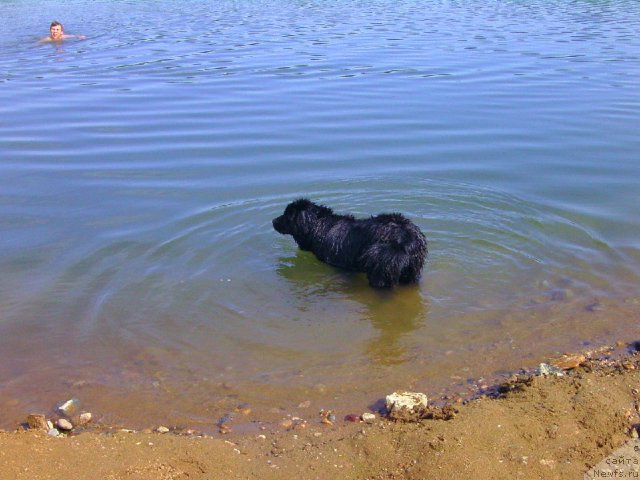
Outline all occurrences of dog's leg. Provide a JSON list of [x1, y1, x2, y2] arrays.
[[362, 246, 403, 289], [366, 268, 395, 289], [399, 263, 422, 284]]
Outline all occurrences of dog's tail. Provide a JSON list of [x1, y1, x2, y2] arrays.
[[379, 214, 428, 256]]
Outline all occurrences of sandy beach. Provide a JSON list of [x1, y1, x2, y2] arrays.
[[2, 341, 640, 480]]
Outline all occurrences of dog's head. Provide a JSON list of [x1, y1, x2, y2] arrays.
[[272, 199, 332, 248]]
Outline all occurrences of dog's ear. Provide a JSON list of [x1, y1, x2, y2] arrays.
[[287, 198, 333, 216], [307, 201, 333, 218], [315, 205, 332, 217], [286, 198, 313, 214]]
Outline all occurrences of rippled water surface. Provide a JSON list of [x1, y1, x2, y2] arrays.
[[1, 0, 639, 429]]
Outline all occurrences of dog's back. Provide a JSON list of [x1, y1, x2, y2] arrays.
[[273, 199, 427, 288]]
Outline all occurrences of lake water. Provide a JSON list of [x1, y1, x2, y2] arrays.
[[1, 0, 639, 430]]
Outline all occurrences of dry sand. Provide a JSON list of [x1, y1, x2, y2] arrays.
[[2, 343, 640, 479]]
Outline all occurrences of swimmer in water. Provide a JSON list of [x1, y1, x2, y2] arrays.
[[40, 21, 86, 42]]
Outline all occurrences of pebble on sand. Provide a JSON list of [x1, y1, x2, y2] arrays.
[[535, 363, 565, 377], [361, 413, 376, 423], [386, 392, 428, 414], [56, 419, 73, 431], [280, 419, 294, 429], [235, 404, 252, 416], [551, 354, 586, 370]]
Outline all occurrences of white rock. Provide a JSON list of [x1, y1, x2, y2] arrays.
[[385, 391, 428, 415], [57, 398, 80, 416], [156, 426, 170, 434], [47, 428, 60, 437], [361, 413, 376, 423], [535, 363, 565, 377]]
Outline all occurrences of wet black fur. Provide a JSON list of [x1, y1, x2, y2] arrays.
[[272, 199, 428, 288]]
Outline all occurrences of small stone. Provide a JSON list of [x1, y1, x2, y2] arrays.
[[293, 419, 308, 430], [56, 419, 73, 431], [361, 413, 376, 423], [26, 414, 48, 431], [535, 363, 564, 377], [344, 414, 361, 423], [622, 361, 636, 371], [385, 392, 429, 420], [156, 426, 170, 434], [217, 413, 234, 426], [235, 404, 252, 415], [57, 398, 80, 416], [47, 428, 60, 437], [540, 459, 556, 469], [219, 424, 232, 434], [319, 410, 335, 425], [551, 354, 586, 370], [75, 412, 92, 426], [280, 419, 293, 429]]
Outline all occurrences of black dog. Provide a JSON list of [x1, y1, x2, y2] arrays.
[[272, 199, 427, 288]]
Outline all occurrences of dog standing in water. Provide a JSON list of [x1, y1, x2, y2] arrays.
[[272, 199, 427, 288]]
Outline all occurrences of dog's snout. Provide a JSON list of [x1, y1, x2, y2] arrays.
[[272, 216, 287, 234]]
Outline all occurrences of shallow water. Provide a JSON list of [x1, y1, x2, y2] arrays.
[[1, 0, 639, 429]]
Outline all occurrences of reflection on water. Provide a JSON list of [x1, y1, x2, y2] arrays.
[[361, 287, 427, 366], [276, 250, 427, 365]]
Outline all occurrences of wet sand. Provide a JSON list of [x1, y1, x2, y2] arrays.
[[2, 342, 640, 479]]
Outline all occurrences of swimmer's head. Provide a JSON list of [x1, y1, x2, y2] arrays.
[[50, 21, 64, 40]]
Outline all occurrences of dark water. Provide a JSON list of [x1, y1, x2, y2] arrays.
[[1, 0, 639, 429]]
